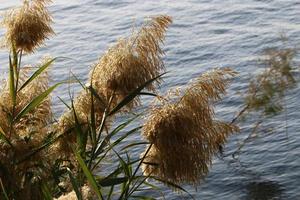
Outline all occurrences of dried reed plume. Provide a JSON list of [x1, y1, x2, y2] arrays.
[[89, 15, 172, 110], [2, 0, 54, 53], [141, 68, 239, 185]]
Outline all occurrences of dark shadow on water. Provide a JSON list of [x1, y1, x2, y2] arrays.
[[244, 180, 284, 200]]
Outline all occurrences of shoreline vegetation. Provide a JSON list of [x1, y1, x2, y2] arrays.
[[0, 0, 298, 199]]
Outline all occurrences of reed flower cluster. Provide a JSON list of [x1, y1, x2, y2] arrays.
[[2, 0, 54, 53], [141, 68, 239, 184]]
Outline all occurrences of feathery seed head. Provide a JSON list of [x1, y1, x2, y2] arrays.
[[90, 15, 172, 110], [2, 0, 54, 53], [141, 68, 238, 185]]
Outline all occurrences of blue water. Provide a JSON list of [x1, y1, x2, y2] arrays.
[[0, 0, 300, 199]]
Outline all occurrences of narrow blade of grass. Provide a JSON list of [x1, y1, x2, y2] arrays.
[[138, 92, 158, 97], [121, 142, 149, 152], [95, 115, 139, 157], [41, 182, 53, 200], [14, 82, 63, 122], [71, 100, 86, 156], [89, 86, 97, 146], [95, 126, 142, 160], [99, 177, 129, 187], [75, 150, 103, 200], [0, 126, 13, 148], [57, 96, 71, 110], [67, 169, 83, 200], [88, 86, 107, 109], [0, 179, 9, 200], [108, 73, 165, 116], [9, 55, 16, 105], [18, 58, 57, 92], [70, 71, 86, 89]]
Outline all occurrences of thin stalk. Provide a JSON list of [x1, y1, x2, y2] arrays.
[[232, 113, 264, 159], [88, 94, 114, 169], [230, 104, 249, 125], [119, 143, 153, 200], [15, 50, 23, 91]]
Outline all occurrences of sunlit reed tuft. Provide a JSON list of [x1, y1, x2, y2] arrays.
[[2, 0, 54, 53], [141, 68, 239, 185], [89, 15, 172, 110]]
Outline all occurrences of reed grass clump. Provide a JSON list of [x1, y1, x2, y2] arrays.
[[54, 15, 172, 161], [142, 68, 239, 184], [2, 0, 54, 53], [2, 1, 293, 199], [52, 89, 107, 161], [0, 58, 53, 199]]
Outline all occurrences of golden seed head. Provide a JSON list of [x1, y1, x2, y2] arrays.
[[141, 68, 239, 185], [2, 0, 54, 53], [90, 15, 172, 110]]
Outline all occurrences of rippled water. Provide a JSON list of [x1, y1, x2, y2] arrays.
[[0, 0, 300, 199]]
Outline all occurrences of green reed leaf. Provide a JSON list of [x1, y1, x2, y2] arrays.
[[41, 182, 53, 200], [75, 150, 103, 200], [14, 82, 63, 122], [0, 126, 13, 148], [99, 177, 129, 187], [108, 73, 166, 116], [18, 58, 57, 92], [67, 169, 83, 200], [9, 55, 16, 105]]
